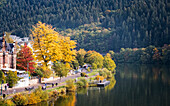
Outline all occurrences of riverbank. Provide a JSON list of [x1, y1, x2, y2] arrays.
[[2, 70, 99, 99], [1, 73, 79, 99]]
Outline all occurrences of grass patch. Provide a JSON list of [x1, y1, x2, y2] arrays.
[[46, 86, 65, 92], [46, 85, 52, 88], [87, 69, 100, 77], [88, 72, 98, 77]]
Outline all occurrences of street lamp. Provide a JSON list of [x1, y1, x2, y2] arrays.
[[1, 80, 4, 95]]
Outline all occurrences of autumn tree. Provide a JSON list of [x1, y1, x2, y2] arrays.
[[31, 22, 76, 69], [77, 49, 86, 57], [76, 53, 84, 67], [32, 66, 52, 78], [32, 68, 43, 77], [4, 32, 13, 43], [59, 36, 76, 69], [30, 21, 62, 68], [84, 51, 104, 69], [4, 32, 20, 52], [103, 53, 116, 72], [153, 48, 161, 61], [75, 49, 86, 67], [31, 22, 76, 78], [17, 43, 35, 73], [6, 71, 20, 88], [53, 62, 69, 80], [109, 50, 115, 59]]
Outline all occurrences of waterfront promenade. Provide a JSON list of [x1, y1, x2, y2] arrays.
[[2, 73, 81, 97]]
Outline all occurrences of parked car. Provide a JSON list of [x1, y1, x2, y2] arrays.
[[25, 86, 34, 91]]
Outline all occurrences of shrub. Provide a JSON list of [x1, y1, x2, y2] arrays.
[[99, 69, 107, 78], [58, 88, 66, 94], [12, 93, 28, 105], [80, 72, 86, 77], [27, 92, 40, 105], [0, 99, 15, 106], [49, 90, 59, 98], [33, 86, 43, 96], [11, 86, 50, 105], [41, 91, 49, 101], [0, 99, 3, 105], [76, 78, 89, 88], [5, 99, 15, 106], [76, 81, 84, 88], [80, 78, 88, 87], [99, 68, 112, 78], [27, 86, 49, 104], [66, 79, 76, 92]]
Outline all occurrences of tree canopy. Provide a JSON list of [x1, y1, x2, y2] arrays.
[[31, 21, 62, 68], [31, 22, 76, 78], [84, 51, 103, 69], [6, 71, 20, 88], [103, 53, 116, 72], [17, 43, 36, 73], [53, 62, 69, 79], [0, 0, 168, 53]]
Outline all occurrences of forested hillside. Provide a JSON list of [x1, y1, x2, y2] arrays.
[[0, 0, 169, 52]]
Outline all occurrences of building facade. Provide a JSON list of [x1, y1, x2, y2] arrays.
[[0, 33, 16, 70]]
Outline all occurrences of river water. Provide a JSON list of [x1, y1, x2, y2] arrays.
[[41, 64, 170, 106]]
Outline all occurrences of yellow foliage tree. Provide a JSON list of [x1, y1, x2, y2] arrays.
[[30, 21, 62, 68], [85, 51, 104, 69], [77, 49, 86, 57], [53, 62, 69, 79], [4, 32, 14, 43], [31, 22, 76, 72], [31, 22, 77, 78], [103, 53, 116, 72], [60, 36, 76, 63]]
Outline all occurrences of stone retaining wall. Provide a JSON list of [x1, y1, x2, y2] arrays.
[[29, 79, 39, 85]]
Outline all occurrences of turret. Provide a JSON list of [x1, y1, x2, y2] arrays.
[[2, 32, 6, 52]]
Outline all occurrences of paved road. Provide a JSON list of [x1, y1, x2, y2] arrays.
[[2, 73, 81, 96]]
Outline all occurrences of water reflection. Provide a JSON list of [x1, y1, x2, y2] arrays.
[[54, 92, 76, 106], [77, 88, 88, 95], [114, 64, 170, 106], [75, 64, 170, 106], [38, 64, 170, 106], [105, 75, 116, 91], [117, 64, 170, 84]]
